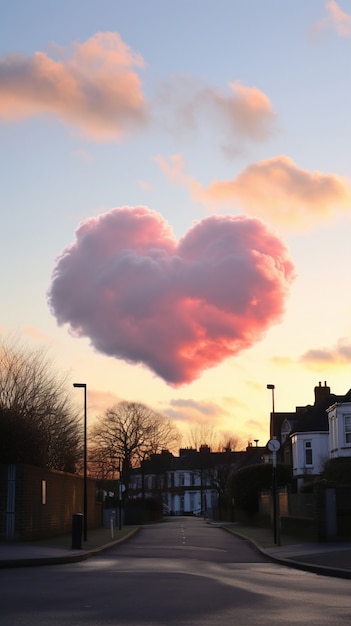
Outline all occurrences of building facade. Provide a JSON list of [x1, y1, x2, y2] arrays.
[[273, 382, 351, 490], [129, 444, 266, 518], [327, 400, 351, 459]]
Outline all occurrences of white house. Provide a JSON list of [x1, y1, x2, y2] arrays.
[[129, 446, 262, 517], [327, 401, 351, 459], [290, 431, 329, 490], [163, 465, 214, 516], [276, 383, 351, 490]]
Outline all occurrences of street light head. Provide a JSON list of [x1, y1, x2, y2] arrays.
[[73, 383, 86, 388], [267, 384, 275, 390]]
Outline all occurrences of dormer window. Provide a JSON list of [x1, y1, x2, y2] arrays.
[[281, 419, 291, 444]]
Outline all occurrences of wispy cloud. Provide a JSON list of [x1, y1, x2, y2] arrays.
[[72, 149, 94, 164], [157, 154, 351, 230], [164, 399, 225, 429], [301, 337, 351, 365], [87, 389, 121, 415], [0, 32, 276, 153], [313, 1, 351, 38], [169, 398, 225, 416], [155, 77, 276, 155], [0, 32, 148, 140], [48, 206, 295, 386]]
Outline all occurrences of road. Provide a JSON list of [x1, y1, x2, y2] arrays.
[[1, 516, 350, 625]]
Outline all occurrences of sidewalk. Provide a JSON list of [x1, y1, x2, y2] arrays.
[[1, 521, 351, 579], [0, 526, 139, 569], [219, 522, 351, 579]]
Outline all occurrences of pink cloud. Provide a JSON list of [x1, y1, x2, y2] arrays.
[[312, 2, 351, 38], [0, 32, 148, 140], [48, 206, 295, 386], [327, 1, 351, 35], [158, 154, 351, 230]]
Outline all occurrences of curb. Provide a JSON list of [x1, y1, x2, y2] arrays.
[[0, 527, 140, 569], [225, 527, 351, 580]]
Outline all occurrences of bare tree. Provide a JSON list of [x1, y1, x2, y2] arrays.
[[220, 431, 246, 452], [0, 336, 81, 471], [182, 424, 246, 518], [183, 423, 245, 452], [90, 401, 180, 496]]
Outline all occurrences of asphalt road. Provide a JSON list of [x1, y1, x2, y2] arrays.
[[1, 517, 350, 626]]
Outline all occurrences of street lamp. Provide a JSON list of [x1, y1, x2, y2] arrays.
[[73, 383, 87, 541], [266, 383, 280, 546], [266, 384, 275, 438]]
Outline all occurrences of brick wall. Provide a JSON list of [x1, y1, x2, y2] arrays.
[[0, 464, 102, 541]]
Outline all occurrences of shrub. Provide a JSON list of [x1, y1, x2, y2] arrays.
[[323, 457, 351, 485], [231, 463, 292, 515]]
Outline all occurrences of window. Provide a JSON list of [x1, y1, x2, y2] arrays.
[[179, 472, 185, 486], [304, 441, 313, 466], [41, 480, 46, 505], [344, 415, 351, 444]]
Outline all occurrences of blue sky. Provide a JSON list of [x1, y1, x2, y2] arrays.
[[1, 1, 351, 447]]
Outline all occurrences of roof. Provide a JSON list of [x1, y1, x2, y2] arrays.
[[138, 448, 250, 474], [277, 385, 351, 439], [292, 392, 347, 433]]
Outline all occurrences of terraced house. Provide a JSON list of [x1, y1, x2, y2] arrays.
[[129, 444, 265, 518]]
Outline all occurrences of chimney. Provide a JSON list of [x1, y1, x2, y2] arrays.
[[314, 381, 330, 405]]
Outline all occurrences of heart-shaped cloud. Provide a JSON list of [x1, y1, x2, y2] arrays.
[[48, 207, 295, 386]]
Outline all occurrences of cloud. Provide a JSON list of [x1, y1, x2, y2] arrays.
[[48, 206, 295, 386], [87, 389, 121, 416], [72, 149, 94, 164], [137, 179, 153, 191], [301, 337, 351, 365], [155, 77, 276, 154], [164, 401, 222, 429], [0, 32, 275, 151], [312, 2, 351, 38], [157, 154, 351, 230], [0, 32, 148, 140], [169, 398, 224, 417], [327, 0, 351, 35]]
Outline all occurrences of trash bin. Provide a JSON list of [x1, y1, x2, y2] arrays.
[[71, 513, 83, 549]]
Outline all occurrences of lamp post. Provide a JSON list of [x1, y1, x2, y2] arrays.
[[118, 459, 122, 531], [266, 383, 275, 437], [267, 384, 280, 546], [73, 383, 87, 541]]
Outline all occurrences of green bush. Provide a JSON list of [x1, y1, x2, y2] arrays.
[[300, 481, 315, 493], [231, 463, 292, 515], [323, 457, 351, 485]]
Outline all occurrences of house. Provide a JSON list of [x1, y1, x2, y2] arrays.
[[129, 445, 264, 518], [327, 389, 351, 459], [274, 382, 351, 490]]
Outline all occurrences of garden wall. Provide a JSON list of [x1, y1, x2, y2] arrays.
[[0, 463, 102, 541]]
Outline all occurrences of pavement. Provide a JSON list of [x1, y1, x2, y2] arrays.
[[1, 521, 351, 579], [221, 522, 351, 579], [0, 526, 140, 569]]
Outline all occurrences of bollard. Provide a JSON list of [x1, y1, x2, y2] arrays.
[[71, 513, 83, 549]]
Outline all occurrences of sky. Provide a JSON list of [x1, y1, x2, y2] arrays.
[[2, 0, 351, 449]]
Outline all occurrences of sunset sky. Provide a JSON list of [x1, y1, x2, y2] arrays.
[[2, 1, 351, 448]]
